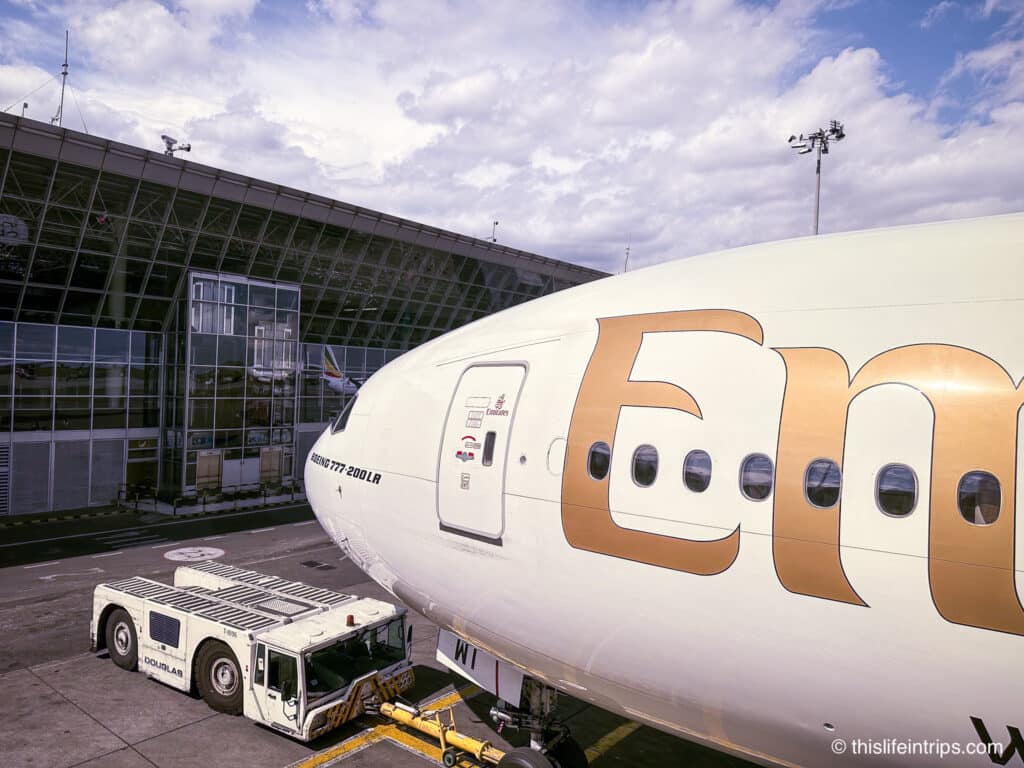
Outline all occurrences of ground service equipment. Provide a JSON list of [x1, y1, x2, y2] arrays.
[[90, 561, 415, 741]]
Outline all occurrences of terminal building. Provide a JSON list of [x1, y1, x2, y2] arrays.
[[0, 114, 605, 516]]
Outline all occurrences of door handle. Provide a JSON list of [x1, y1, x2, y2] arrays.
[[268, 692, 278, 700]]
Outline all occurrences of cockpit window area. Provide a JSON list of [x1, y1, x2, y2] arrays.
[[958, 471, 1000, 526], [330, 395, 357, 435], [304, 617, 406, 703]]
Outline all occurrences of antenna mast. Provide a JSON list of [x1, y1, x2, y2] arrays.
[[51, 30, 69, 127]]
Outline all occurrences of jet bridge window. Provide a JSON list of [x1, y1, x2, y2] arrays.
[[587, 441, 610, 480], [632, 445, 658, 487], [958, 471, 1000, 525], [805, 459, 842, 509], [876, 463, 917, 517], [740, 454, 774, 501], [683, 450, 712, 493]]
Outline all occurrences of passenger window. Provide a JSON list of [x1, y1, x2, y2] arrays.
[[683, 450, 712, 493], [876, 463, 917, 517], [254, 642, 266, 686], [740, 454, 774, 501], [331, 395, 357, 434], [958, 471, 1000, 525], [588, 442, 610, 480], [805, 459, 841, 509], [632, 445, 658, 487], [482, 431, 496, 467]]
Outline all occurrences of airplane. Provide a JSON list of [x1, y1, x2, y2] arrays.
[[322, 345, 361, 395], [305, 213, 1024, 768]]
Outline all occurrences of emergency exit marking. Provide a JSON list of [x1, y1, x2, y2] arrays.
[[460, 473, 470, 490]]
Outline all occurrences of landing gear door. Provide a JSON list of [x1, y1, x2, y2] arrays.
[[437, 364, 526, 542]]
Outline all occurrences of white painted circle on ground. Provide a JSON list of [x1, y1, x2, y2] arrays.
[[163, 546, 225, 562]]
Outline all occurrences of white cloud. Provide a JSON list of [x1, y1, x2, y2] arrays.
[[0, 0, 1022, 273]]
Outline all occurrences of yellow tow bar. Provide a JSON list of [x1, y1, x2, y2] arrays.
[[380, 701, 506, 767]]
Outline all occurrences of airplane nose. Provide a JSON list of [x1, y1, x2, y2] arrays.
[[304, 401, 373, 568]]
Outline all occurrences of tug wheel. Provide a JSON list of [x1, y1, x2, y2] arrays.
[[196, 641, 243, 715], [105, 608, 138, 671]]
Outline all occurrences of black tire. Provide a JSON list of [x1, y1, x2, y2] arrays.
[[498, 747, 556, 768], [548, 736, 589, 768], [196, 641, 243, 715], [105, 608, 138, 671], [442, 747, 458, 767]]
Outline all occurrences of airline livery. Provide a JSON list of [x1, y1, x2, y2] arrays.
[[306, 214, 1024, 767]]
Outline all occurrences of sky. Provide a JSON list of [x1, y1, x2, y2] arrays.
[[0, 0, 1022, 272]]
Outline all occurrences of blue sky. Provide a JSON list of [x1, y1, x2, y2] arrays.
[[0, 0, 1022, 271]]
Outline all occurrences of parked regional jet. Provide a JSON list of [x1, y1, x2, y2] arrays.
[[322, 346, 361, 395], [305, 214, 1024, 767]]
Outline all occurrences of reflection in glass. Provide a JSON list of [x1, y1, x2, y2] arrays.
[[58, 326, 94, 360], [56, 363, 92, 396], [958, 471, 1000, 525], [632, 444, 658, 487], [740, 454, 774, 501], [588, 442, 610, 480], [94, 364, 127, 400], [95, 328, 130, 363], [16, 324, 55, 360], [805, 459, 842, 508], [876, 463, 917, 516], [683, 450, 712, 493], [14, 362, 53, 397]]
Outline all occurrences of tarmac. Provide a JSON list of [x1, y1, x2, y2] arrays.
[[0, 503, 755, 768]]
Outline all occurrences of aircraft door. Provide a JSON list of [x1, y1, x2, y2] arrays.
[[437, 364, 526, 542]]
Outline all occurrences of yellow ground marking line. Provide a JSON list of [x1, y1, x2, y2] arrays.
[[584, 720, 642, 763], [290, 683, 483, 768]]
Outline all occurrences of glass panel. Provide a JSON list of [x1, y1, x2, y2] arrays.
[[249, 284, 276, 307], [129, 364, 160, 398], [58, 326, 94, 361], [95, 329, 130, 363], [13, 397, 52, 430], [189, 367, 216, 397], [958, 471, 1000, 525], [216, 367, 245, 397], [189, 399, 215, 429], [277, 288, 299, 310], [94, 364, 128, 399], [587, 441, 610, 480], [56, 362, 92, 396], [300, 397, 322, 422], [876, 463, 917, 517], [14, 361, 53, 397], [131, 331, 161, 363], [215, 399, 244, 430], [805, 459, 842, 508], [740, 454, 774, 501], [93, 406, 126, 429], [683, 450, 712, 493], [632, 444, 658, 487], [217, 334, 245, 367], [0, 322, 12, 357], [190, 334, 217, 366], [0, 361, 10, 395], [245, 399, 271, 427], [55, 397, 91, 430], [16, 324, 55, 360]]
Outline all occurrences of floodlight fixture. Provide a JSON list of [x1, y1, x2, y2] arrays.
[[787, 119, 846, 235], [162, 134, 192, 157]]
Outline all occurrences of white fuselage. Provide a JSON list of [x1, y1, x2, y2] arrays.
[[305, 214, 1024, 767]]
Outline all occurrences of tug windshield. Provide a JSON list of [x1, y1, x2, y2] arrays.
[[304, 618, 405, 703]]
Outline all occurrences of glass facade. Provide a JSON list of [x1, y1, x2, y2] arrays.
[[0, 114, 605, 513]]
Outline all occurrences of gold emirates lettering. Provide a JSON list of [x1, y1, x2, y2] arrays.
[[560, 309, 1024, 637]]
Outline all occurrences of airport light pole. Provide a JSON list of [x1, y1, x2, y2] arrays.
[[788, 120, 845, 235]]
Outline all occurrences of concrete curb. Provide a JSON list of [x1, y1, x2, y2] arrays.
[[0, 499, 306, 529]]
